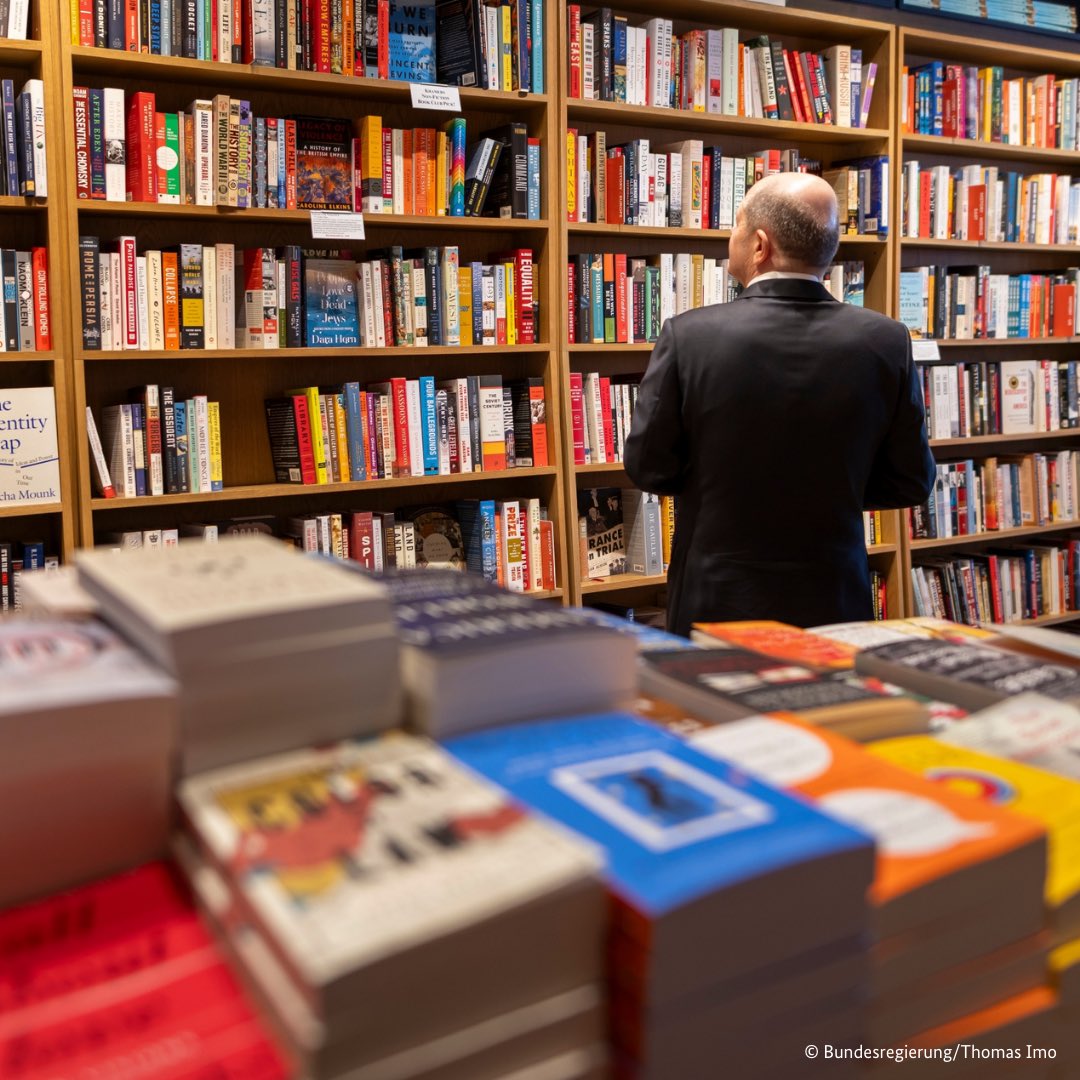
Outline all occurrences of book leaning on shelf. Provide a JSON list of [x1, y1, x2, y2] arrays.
[[0, 248, 51, 352], [0, 78, 46, 198], [69, 0, 544, 93], [175, 734, 604, 1079], [566, 12, 876, 127]]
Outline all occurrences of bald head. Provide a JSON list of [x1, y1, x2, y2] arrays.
[[738, 173, 841, 276]]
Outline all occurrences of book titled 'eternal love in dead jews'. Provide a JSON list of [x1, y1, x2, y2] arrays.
[[444, 713, 875, 1080], [0, 862, 288, 1080], [177, 735, 604, 1077], [640, 646, 929, 744], [0, 618, 176, 909], [344, 566, 636, 735], [75, 535, 401, 774]]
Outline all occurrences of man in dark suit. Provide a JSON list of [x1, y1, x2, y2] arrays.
[[623, 172, 935, 635]]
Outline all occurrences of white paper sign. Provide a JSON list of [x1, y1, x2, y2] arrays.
[[911, 339, 941, 363], [410, 83, 462, 112], [310, 211, 366, 240]]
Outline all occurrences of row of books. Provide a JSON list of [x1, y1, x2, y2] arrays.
[[909, 450, 1080, 540], [576, 485, 673, 580], [566, 11, 877, 128], [0, 248, 51, 353], [869, 567, 888, 619], [901, 161, 1080, 246], [912, 543, 1080, 625], [902, 60, 1080, 150], [0, 0, 28, 38], [75, 90, 536, 218], [86, 389, 221, 499], [903, 0, 1077, 36], [0, 542, 56, 612], [78, 238, 536, 351], [0, 79, 46, 198], [899, 266, 1080, 341], [921, 358, 1080, 441], [266, 374, 547, 486], [569, 371, 637, 466], [68, 0, 546, 93], [864, 509, 888, 546]]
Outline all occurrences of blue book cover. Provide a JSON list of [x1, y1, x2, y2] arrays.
[[173, 400, 190, 493], [21, 541, 44, 569], [2, 82, 18, 198], [478, 498, 497, 580], [343, 381, 366, 481], [129, 402, 147, 497], [304, 259, 361, 347], [388, 0, 436, 83], [531, 0, 544, 94], [444, 714, 873, 918], [526, 139, 540, 220], [150, 0, 162, 53], [420, 375, 439, 475], [278, 125, 287, 208]]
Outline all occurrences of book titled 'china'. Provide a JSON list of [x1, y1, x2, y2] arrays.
[[388, 0, 437, 83]]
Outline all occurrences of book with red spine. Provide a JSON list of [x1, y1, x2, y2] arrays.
[[599, 375, 614, 461], [569, 371, 586, 464], [566, 260, 576, 344], [614, 252, 628, 343], [119, 235, 139, 348], [284, 119, 298, 209], [31, 247, 50, 351], [495, 248, 534, 344], [72, 87, 91, 200], [125, 91, 157, 203]]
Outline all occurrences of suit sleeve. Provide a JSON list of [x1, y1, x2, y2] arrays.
[[864, 330, 937, 510], [623, 318, 687, 496]]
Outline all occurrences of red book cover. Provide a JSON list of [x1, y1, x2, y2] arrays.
[[314, 0, 332, 72], [919, 171, 932, 238], [292, 393, 318, 484], [614, 252, 627, 343], [529, 380, 548, 466], [31, 248, 50, 351], [606, 154, 624, 224], [284, 120, 298, 209], [782, 50, 803, 123], [349, 510, 376, 567], [956, 461, 968, 534], [569, 371, 585, 464], [942, 77, 959, 138], [391, 376, 410, 477], [598, 375, 614, 460], [125, 0, 138, 50], [791, 50, 815, 125], [211, 0, 219, 58], [566, 260, 576, 344], [78, 0, 94, 44], [808, 52, 832, 125], [568, 5, 581, 98], [120, 236, 139, 348], [968, 183, 986, 242], [72, 88, 91, 200], [125, 91, 157, 203], [1053, 283, 1075, 338], [539, 518, 555, 590], [512, 248, 534, 343]]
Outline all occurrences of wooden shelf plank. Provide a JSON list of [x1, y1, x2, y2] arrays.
[[932, 430, 1080, 450], [581, 571, 667, 594], [0, 38, 44, 63], [81, 344, 551, 361], [568, 343, 654, 352], [901, 236, 1080, 253], [566, 99, 890, 145], [90, 467, 559, 510], [575, 462, 625, 474], [911, 521, 1080, 550], [866, 543, 898, 555], [903, 133, 1080, 168], [0, 351, 58, 364], [0, 195, 47, 212], [933, 337, 1080, 348], [77, 202, 548, 229], [0, 503, 63, 519], [902, 26, 1080, 74], [68, 47, 547, 110]]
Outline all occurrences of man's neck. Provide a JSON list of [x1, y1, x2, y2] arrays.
[[746, 269, 824, 284]]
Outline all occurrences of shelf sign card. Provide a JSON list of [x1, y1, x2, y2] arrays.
[[410, 83, 462, 112], [310, 211, 366, 241], [911, 339, 941, 363]]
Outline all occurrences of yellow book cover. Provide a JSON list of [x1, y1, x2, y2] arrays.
[[436, 129, 448, 216], [207, 401, 223, 492], [566, 130, 577, 222], [872, 736, 1080, 922], [504, 261, 516, 345], [500, 4, 512, 91], [360, 115, 383, 214], [290, 386, 328, 484], [660, 496, 675, 570], [334, 392, 350, 481], [691, 253, 704, 309], [458, 266, 474, 345]]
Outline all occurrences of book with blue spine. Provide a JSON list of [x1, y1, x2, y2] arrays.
[[343, 381, 366, 482], [530, 0, 543, 93], [419, 374, 438, 475], [444, 713, 875, 1000], [2, 81, 19, 197], [388, 0, 436, 83]]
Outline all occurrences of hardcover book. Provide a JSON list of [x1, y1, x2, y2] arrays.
[[0, 386, 60, 506], [293, 116, 352, 210], [402, 505, 466, 570], [691, 621, 859, 671], [578, 486, 625, 579], [388, 0, 436, 82], [304, 258, 361, 347]]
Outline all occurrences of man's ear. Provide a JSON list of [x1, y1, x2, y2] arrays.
[[753, 228, 770, 266]]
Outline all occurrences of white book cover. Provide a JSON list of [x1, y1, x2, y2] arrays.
[[526, 496, 543, 591], [721, 29, 739, 116], [0, 386, 60, 506], [146, 250, 165, 351], [6, 0, 29, 37], [85, 405, 114, 498], [405, 379, 425, 478], [25, 79, 46, 197], [216, 243, 235, 350], [135, 255, 150, 351], [371, 261, 386, 348], [190, 100, 214, 206], [103, 87, 125, 203], [455, 379, 473, 473], [177, 736, 598, 995], [203, 245, 219, 349], [194, 394, 212, 493], [1000, 361, 1038, 434]]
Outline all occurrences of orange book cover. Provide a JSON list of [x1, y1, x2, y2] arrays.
[[691, 620, 859, 671], [638, 704, 1046, 912], [402, 128, 414, 215], [161, 251, 181, 351], [413, 127, 429, 216]]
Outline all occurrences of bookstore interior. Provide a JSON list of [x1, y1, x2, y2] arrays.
[[6, 0, 1080, 1074]]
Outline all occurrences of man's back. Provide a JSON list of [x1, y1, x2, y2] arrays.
[[623, 278, 935, 634]]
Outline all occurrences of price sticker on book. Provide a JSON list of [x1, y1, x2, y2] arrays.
[[911, 339, 941, 363], [310, 211, 366, 241], [410, 83, 462, 112]]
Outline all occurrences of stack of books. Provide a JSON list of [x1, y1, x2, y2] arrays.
[[176, 735, 607, 1079], [660, 710, 1050, 1047], [445, 713, 875, 1080], [74, 535, 401, 774], [356, 568, 637, 736], [0, 862, 288, 1078], [0, 618, 175, 909]]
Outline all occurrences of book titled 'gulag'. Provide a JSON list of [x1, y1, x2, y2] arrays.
[[445, 713, 875, 1080], [177, 734, 604, 1078], [0, 617, 175, 909], [343, 566, 636, 736]]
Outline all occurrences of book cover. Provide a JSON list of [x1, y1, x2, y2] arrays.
[[388, 0, 436, 82], [293, 115, 352, 210], [0, 386, 60, 506], [304, 258, 360, 347], [402, 505, 466, 570], [691, 621, 859, 671], [578, 486, 625, 578]]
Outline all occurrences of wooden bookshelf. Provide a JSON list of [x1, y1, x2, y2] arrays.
[[0, 0, 78, 565], [898, 23, 1080, 626], [581, 571, 667, 594], [54, 0, 574, 596]]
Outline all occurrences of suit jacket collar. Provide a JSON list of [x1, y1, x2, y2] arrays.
[[737, 277, 838, 303]]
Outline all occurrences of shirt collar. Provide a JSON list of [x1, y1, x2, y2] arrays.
[[747, 271, 824, 284]]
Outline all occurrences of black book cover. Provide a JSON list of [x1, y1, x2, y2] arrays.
[[78, 236, 102, 351], [481, 121, 528, 219], [506, 379, 533, 467], [284, 244, 304, 348], [160, 385, 178, 494], [435, 0, 483, 87]]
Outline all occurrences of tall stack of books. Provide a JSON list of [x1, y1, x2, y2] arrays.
[[445, 713, 876, 1080], [0, 862, 288, 1078], [0, 618, 175, 909], [176, 735, 607, 1079], [74, 535, 401, 773], [653, 709, 1050, 1048]]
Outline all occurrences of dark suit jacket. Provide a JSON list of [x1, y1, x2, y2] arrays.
[[623, 277, 935, 635]]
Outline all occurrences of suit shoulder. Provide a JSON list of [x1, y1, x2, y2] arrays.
[[835, 303, 911, 343]]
